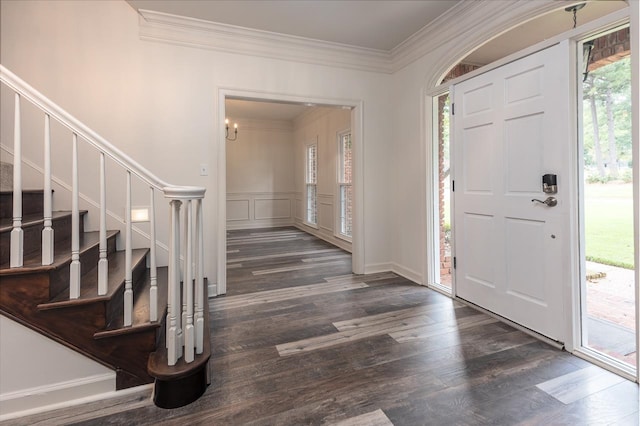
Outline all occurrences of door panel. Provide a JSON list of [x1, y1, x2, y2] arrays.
[[453, 44, 570, 342]]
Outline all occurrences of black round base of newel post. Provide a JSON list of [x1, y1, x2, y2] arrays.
[[153, 362, 208, 409]]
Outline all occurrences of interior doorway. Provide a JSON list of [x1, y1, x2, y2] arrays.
[[578, 26, 636, 372], [217, 92, 364, 294]]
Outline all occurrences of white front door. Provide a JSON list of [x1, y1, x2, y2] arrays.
[[452, 43, 572, 342]]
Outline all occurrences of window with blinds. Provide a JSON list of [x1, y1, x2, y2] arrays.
[[305, 144, 318, 225], [338, 132, 352, 238]]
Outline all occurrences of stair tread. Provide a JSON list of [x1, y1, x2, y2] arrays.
[[94, 266, 169, 338], [39, 248, 149, 308], [0, 210, 82, 233], [0, 229, 118, 274], [0, 189, 47, 194]]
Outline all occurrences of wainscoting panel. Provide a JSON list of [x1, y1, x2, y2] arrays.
[[255, 198, 291, 220], [295, 194, 303, 221], [227, 192, 295, 229], [227, 199, 250, 222], [318, 195, 334, 232]]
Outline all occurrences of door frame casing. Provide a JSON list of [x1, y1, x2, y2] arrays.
[[424, 7, 636, 378], [216, 89, 365, 295]]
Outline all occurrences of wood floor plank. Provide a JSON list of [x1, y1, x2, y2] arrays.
[[302, 254, 351, 263], [210, 280, 368, 311], [251, 259, 348, 275], [535, 364, 626, 404], [276, 313, 436, 356], [329, 409, 394, 426], [227, 248, 342, 263], [390, 314, 499, 343], [333, 303, 462, 331]]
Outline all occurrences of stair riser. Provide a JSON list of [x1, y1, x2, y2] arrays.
[[0, 213, 84, 265], [48, 233, 117, 299], [0, 191, 48, 220], [105, 255, 148, 327]]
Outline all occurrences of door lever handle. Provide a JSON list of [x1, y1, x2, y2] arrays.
[[531, 196, 557, 207]]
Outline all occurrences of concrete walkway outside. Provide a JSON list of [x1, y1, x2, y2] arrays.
[[586, 261, 636, 367]]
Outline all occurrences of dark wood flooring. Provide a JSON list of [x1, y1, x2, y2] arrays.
[[6, 227, 639, 425]]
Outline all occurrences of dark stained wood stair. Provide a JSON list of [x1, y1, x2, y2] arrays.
[[0, 189, 169, 390]]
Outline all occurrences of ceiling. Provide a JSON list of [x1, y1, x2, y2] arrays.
[[126, 0, 628, 121], [226, 99, 311, 122]]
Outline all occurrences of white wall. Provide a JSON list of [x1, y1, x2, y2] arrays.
[[226, 118, 295, 229], [293, 107, 352, 251], [0, 0, 394, 289], [0, 316, 115, 419]]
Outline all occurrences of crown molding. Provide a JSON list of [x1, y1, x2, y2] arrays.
[[390, 0, 562, 73], [138, 9, 394, 73], [137, 1, 571, 76]]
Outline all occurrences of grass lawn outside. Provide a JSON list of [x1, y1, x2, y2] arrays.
[[442, 182, 634, 269], [584, 183, 634, 269]]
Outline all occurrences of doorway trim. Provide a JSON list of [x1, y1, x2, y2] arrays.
[[216, 88, 365, 294], [423, 6, 637, 381]]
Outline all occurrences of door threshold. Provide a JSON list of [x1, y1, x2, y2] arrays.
[[455, 296, 564, 350], [572, 347, 638, 383]]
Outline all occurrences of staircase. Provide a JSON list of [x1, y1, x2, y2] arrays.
[[0, 185, 168, 389], [0, 65, 211, 411]]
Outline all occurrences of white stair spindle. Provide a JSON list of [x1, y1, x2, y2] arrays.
[[166, 200, 173, 349], [167, 199, 183, 365], [184, 200, 195, 363], [195, 198, 204, 354], [69, 134, 81, 299], [42, 114, 54, 265], [10, 93, 23, 268], [175, 202, 182, 346], [124, 171, 133, 326], [149, 187, 158, 322], [98, 152, 108, 295], [181, 206, 188, 344]]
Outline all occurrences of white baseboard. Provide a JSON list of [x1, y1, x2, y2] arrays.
[[0, 373, 117, 421], [226, 220, 294, 230], [294, 223, 352, 253], [363, 262, 423, 286], [363, 262, 393, 275], [390, 263, 423, 285], [207, 281, 217, 297]]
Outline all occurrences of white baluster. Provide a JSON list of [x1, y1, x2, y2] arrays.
[[167, 199, 183, 365], [166, 200, 172, 349], [124, 171, 133, 326], [42, 114, 54, 266], [98, 152, 108, 295], [149, 187, 158, 322], [181, 205, 188, 344], [69, 134, 81, 299], [10, 93, 23, 268], [175, 201, 182, 348], [184, 200, 195, 363], [195, 198, 204, 354]]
